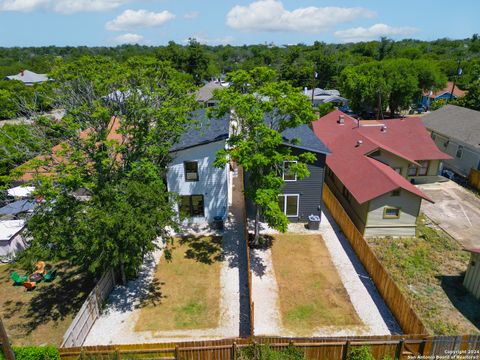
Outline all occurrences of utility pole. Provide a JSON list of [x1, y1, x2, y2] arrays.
[[449, 60, 462, 102], [0, 317, 14, 360], [311, 64, 318, 106]]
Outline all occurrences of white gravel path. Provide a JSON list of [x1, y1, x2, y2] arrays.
[[250, 209, 401, 337]]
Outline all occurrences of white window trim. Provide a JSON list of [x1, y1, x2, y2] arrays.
[[282, 161, 297, 182], [279, 194, 299, 217], [456, 145, 464, 159]]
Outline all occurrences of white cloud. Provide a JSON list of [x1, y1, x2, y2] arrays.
[[226, 0, 375, 33], [113, 33, 144, 44], [0, 0, 129, 13], [334, 23, 418, 42], [106, 9, 175, 31], [184, 10, 199, 20]]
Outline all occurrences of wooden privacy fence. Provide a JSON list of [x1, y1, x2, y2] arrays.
[[58, 335, 480, 360], [469, 168, 480, 190], [61, 268, 116, 348], [322, 185, 428, 335]]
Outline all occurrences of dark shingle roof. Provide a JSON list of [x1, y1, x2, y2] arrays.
[[171, 109, 230, 152], [281, 124, 330, 155], [422, 105, 480, 149]]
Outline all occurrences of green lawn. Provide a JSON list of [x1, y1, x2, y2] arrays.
[[368, 215, 480, 335], [0, 262, 95, 345]]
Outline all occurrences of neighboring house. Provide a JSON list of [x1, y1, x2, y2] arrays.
[[167, 110, 232, 224], [4, 70, 49, 86], [313, 110, 451, 237], [422, 105, 480, 177], [303, 87, 348, 108], [0, 220, 27, 257], [195, 80, 229, 107], [463, 248, 480, 300], [245, 123, 330, 223], [421, 82, 466, 108]]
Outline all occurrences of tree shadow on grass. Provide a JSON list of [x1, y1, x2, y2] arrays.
[[18, 263, 95, 335], [438, 274, 480, 331], [135, 278, 166, 309], [178, 235, 223, 265]]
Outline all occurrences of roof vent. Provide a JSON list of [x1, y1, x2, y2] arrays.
[[338, 115, 345, 124], [381, 125, 387, 132], [356, 140, 363, 147]]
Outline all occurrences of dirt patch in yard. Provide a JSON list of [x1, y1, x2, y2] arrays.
[[0, 262, 95, 346], [134, 236, 222, 332], [368, 215, 480, 335], [270, 234, 362, 334]]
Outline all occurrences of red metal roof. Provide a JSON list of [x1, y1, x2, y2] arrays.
[[312, 110, 451, 204]]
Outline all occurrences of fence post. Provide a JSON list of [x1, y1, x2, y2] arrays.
[[342, 341, 350, 360], [232, 342, 237, 360], [395, 340, 404, 360], [0, 317, 14, 360], [175, 345, 179, 360]]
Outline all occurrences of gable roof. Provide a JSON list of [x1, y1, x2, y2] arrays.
[[170, 109, 230, 152], [423, 82, 466, 99], [4, 70, 49, 84], [421, 105, 480, 149], [195, 81, 227, 102], [281, 124, 330, 154], [312, 109, 450, 204]]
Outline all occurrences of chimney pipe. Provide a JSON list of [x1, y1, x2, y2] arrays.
[[381, 125, 387, 132], [356, 140, 363, 147], [337, 115, 345, 124]]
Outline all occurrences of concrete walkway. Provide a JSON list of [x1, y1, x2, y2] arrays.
[[250, 210, 401, 337], [418, 180, 480, 249], [84, 170, 249, 345]]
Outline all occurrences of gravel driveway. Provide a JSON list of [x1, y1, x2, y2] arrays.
[[418, 180, 480, 249]]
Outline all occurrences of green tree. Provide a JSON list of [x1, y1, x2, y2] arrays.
[[21, 56, 198, 282], [453, 79, 480, 110], [208, 67, 318, 245], [383, 59, 419, 117]]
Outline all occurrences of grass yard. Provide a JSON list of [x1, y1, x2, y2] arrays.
[[270, 234, 362, 334], [134, 235, 223, 332], [0, 262, 95, 346], [368, 215, 480, 335]]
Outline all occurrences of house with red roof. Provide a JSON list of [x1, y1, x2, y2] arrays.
[[313, 110, 451, 237]]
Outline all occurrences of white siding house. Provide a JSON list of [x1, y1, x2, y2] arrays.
[[167, 140, 230, 224], [167, 109, 231, 224]]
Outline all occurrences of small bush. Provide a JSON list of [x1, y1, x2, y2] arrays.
[[347, 346, 375, 360], [238, 343, 305, 360], [0, 346, 60, 360]]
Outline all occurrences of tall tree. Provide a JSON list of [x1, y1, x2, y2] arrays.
[[208, 67, 319, 245], [19, 56, 198, 282]]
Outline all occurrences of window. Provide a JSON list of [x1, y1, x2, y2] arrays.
[[184, 161, 199, 181], [282, 161, 297, 181], [391, 189, 401, 197], [418, 160, 429, 176], [278, 194, 299, 217], [383, 207, 400, 219], [456, 145, 464, 159], [342, 185, 352, 202], [179, 195, 204, 217], [407, 164, 417, 176]]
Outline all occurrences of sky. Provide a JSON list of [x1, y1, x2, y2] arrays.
[[0, 0, 478, 47]]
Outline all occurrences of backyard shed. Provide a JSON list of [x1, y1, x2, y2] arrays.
[[463, 248, 480, 300]]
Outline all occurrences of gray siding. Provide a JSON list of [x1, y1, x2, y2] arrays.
[[245, 148, 327, 223], [281, 148, 326, 222], [431, 131, 480, 177], [464, 252, 480, 300]]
